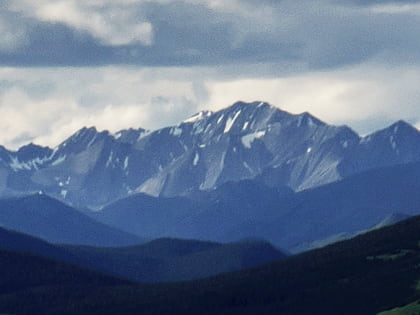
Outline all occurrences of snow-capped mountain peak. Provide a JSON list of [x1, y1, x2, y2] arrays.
[[183, 110, 213, 123], [0, 101, 419, 208]]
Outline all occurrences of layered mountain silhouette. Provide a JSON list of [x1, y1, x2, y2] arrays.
[[0, 101, 419, 208], [0, 214, 418, 315], [0, 101, 418, 314], [90, 161, 420, 252], [0, 226, 286, 283], [0, 194, 144, 246]]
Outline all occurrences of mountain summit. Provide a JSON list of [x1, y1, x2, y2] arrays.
[[0, 101, 419, 208]]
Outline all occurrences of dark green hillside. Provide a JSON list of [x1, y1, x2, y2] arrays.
[[0, 215, 418, 315], [0, 249, 130, 315]]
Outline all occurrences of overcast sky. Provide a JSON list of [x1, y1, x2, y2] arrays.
[[1, 0, 420, 149]]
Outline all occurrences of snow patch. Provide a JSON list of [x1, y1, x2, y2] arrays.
[[87, 134, 97, 147], [224, 110, 241, 133], [217, 114, 224, 124], [360, 136, 371, 144], [123, 156, 129, 170], [137, 130, 151, 141], [51, 155, 66, 166], [112, 131, 122, 140], [390, 136, 397, 150], [193, 152, 200, 166], [9, 156, 48, 171], [242, 121, 249, 130], [106, 151, 114, 168], [243, 161, 253, 173], [241, 130, 266, 148], [170, 127, 183, 136], [183, 111, 212, 123], [308, 117, 316, 127], [307, 147, 312, 153], [60, 190, 68, 198], [204, 123, 212, 133]]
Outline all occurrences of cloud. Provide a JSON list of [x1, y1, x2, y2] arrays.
[[0, 63, 419, 150], [9, 0, 154, 46], [0, 0, 419, 70], [0, 12, 28, 52], [204, 64, 420, 134], [0, 67, 202, 149], [337, 0, 420, 6], [0, 0, 419, 148], [367, 2, 420, 13]]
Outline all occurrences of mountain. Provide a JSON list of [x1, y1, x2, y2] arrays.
[[64, 238, 287, 283], [0, 214, 418, 315], [0, 225, 74, 262], [92, 180, 293, 240], [0, 224, 286, 283], [247, 160, 420, 252], [0, 194, 144, 246], [0, 248, 130, 311], [93, 161, 420, 252], [89, 193, 199, 239], [0, 101, 419, 208]]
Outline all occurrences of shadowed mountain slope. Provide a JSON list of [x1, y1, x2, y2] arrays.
[[0, 214, 418, 315], [0, 194, 144, 246]]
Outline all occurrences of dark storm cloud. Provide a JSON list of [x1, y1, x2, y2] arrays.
[[1, 0, 420, 71]]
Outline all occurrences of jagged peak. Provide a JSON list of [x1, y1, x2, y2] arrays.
[[112, 127, 148, 139], [295, 111, 326, 127], [111, 128, 150, 144], [370, 120, 419, 137], [389, 120, 418, 133], [15, 143, 53, 161], [55, 126, 112, 153], [217, 101, 289, 120], [183, 110, 213, 123], [17, 142, 51, 152], [72, 126, 98, 138], [223, 101, 280, 113], [231, 100, 271, 108]]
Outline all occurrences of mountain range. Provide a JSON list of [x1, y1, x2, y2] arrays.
[[1, 101, 420, 209], [0, 101, 419, 251], [0, 214, 418, 315], [0, 225, 286, 283], [92, 161, 420, 252], [0, 100, 419, 314], [0, 193, 144, 247]]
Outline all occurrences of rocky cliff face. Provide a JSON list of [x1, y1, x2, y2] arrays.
[[0, 101, 419, 208]]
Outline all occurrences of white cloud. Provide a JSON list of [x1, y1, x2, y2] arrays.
[[9, 0, 154, 46], [204, 64, 420, 132], [0, 66, 200, 149], [370, 3, 420, 15], [0, 63, 420, 150]]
